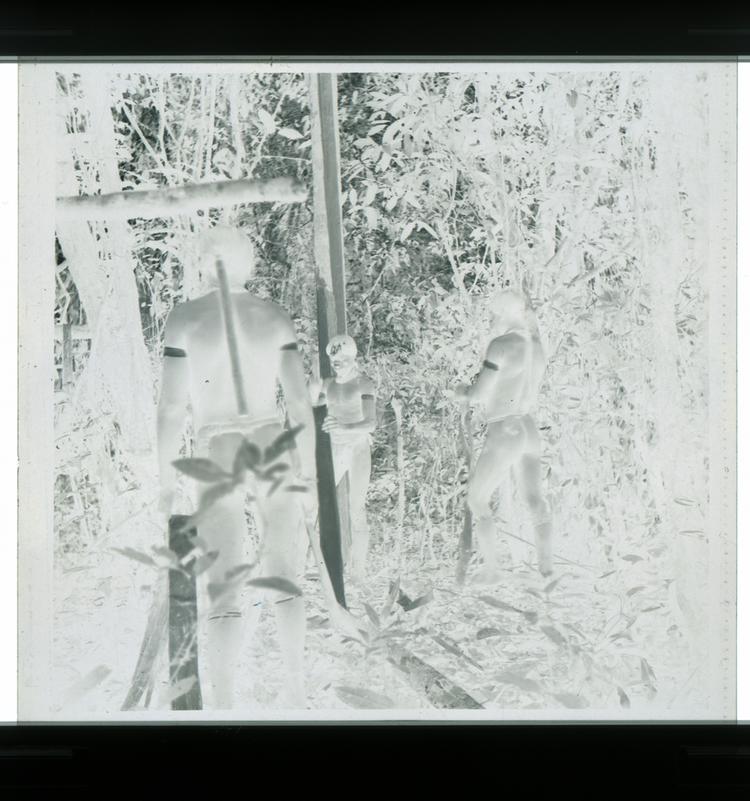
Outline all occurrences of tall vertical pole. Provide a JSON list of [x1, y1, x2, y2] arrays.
[[310, 73, 348, 369], [309, 73, 349, 606], [168, 516, 203, 710]]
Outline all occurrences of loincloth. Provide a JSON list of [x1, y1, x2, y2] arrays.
[[484, 411, 534, 426], [483, 412, 537, 442], [330, 433, 371, 481]]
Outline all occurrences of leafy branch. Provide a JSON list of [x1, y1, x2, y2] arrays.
[[171, 425, 307, 534]]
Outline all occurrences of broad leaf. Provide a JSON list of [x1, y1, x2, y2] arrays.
[[540, 625, 567, 647], [263, 424, 304, 463], [188, 534, 210, 553], [172, 458, 233, 482], [496, 671, 541, 693], [234, 440, 261, 475], [397, 588, 433, 612], [277, 127, 304, 140], [476, 627, 511, 639], [363, 603, 381, 627], [197, 481, 238, 511], [112, 547, 157, 568], [192, 550, 219, 576], [246, 576, 302, 596], [433, 635, 483, 670], [380, 577, 401, 618], [207, 581, 232, 603], [479, 595, 520, 614], [258, 463, 290, 481], [152, 546, 180, 565], [165, 676, 197, 704], [62, 665, 111, 706], [176, 483, 238, 533], [224, 563, 256, 582], [258, 108, 276, 135], [640, 657, 657, 685], [480, 595, 538, 624], [552, 692, 589, 709], [334, 686, 395, 709]]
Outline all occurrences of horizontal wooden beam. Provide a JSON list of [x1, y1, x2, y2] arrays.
[[56, 176, 307, 222]]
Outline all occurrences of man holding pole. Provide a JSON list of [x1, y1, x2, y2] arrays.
[[156, 226, 316, 708], [312, 334, 376, 585]]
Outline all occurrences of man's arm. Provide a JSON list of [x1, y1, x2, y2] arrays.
[[358, 378, 377, 433], [458, 335, 524, 405], [278, 319, 317, 482], [157, 308, 191, 511]]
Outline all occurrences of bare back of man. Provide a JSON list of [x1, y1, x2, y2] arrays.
[[454, 292, 553, 581], [158, 228, 316, 709]]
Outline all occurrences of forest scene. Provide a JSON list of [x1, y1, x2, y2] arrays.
[[50, 65, 721, 717]]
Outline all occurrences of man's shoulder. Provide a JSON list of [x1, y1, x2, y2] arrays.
[[486, 332, 527, 364], [357, 373, 375, 394], [489, 331, 525, 350], [245, 295, 293, 323]]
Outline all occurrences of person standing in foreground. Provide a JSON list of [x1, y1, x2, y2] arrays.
[[312, 334, 376, 585], [453, 290, 553, 581], [156, 226, 316, 708]]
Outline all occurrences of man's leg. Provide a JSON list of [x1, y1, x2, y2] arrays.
[[232, 423, 306, 708], [467, 420, 526, 583], [258, 491, 307, 707], [347, 440, 372, 584], [199, 434, 250, 709], [519, 437, 554, 577], [331, 442, 352, 569]]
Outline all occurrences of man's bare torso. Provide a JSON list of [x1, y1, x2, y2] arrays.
[[168, 292, 293, 430], [324, 374, 370, 444], [483, 330, 546, 422]]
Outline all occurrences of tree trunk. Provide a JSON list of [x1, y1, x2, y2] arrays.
[[56, 73, 156, 461]]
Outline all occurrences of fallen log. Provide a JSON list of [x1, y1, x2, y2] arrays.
[[387, 642, 484, 710]]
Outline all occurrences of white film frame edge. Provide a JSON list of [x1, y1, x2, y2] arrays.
[[5, 59, 749, 722]]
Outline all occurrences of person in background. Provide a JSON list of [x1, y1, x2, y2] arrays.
[[452, 290, 553, 581]]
